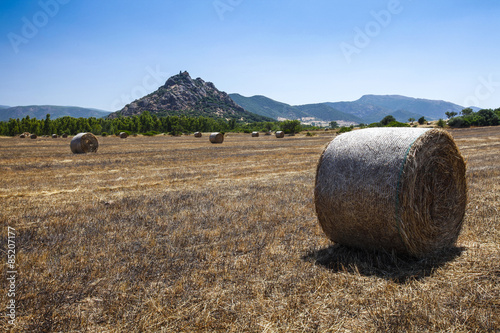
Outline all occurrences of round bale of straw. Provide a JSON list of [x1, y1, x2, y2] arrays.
[[119, 132, 128, 138], [19, 134, 25, 138], [251, 131, 259, 137], [52, 134, 58, 138], [62, 133, 68, 138], [70, 132, 99, 154], [275, 131, 285, 138], [314, 128, 467, 257], [194, 132, 202, 138], [30, 134, 37, 139], [209, 132, 224, 144]]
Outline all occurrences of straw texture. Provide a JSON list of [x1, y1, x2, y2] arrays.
[[314, 128, 467, 257], [70, 133, 99, 154], [209, 132, 224, 144]]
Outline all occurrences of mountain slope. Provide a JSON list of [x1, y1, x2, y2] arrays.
[[294, 103, 363, 123], [356, 95, 464, 120], [109, 71, 273, 122], [229, 94, 310, 120], [0, 105, 111, 121]]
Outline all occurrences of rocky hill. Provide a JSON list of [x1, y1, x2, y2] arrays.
[[109, 71, 273, 122], [0, 105, 111, 121]]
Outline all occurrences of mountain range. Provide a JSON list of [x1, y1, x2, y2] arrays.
[[2, 71, 479, 124], [0, 105, 111, 122], [230, 94, 471, 124]]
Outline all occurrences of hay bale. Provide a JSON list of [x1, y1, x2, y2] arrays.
[[275, 131, 285, 138], [70, 132, 99, 154], [19, 134, 25, 138], [194, 132, 202, 138], [30, 134, 37, 139], [52, 134, 58, 138], [252, 131, 259, 137], [62, 133, 68, 138], [265, 131, 272, 135], [119, 132, 128, 138], [209, 132, 224, 144], [314, 128, 467, 257]]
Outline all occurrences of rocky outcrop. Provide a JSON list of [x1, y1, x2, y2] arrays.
[[109, 71, 268, 121]]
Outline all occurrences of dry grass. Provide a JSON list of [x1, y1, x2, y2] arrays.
[[0, 128, 498, 332]]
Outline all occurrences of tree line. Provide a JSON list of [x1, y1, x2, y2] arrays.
[[0, 111, 308, 137], [445, 108, 500, 128]]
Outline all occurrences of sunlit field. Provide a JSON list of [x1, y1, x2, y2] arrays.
[[1, 127, 498, 332]]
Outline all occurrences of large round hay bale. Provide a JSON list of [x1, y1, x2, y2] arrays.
[[209, 132, 224, 144], [251, 131, 259, 137], [119, 132, 128, 138], [194, 132, 202, 138], [19, 134, 25, 138], [314, 128, 467, 257], [52, 134, 58, 138], [62, 133, 68, 138], [275, 131, 285, 138], [70, 133, 99, 154], [30, 134, 37, 139]]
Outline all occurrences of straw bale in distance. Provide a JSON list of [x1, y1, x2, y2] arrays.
[[314, 128, 467, 257], [119, 132, 128, 138], [252, 131, 259, 137], [62, 133, 68, 138], [70, 132, 99, 154], [265, 131, 272, 135], [275, 131, 285, 138], [194, 132, 202, 137], [209, 132, 224, 144], [52, 134, 58, 138], [19, 134, 25, 138], [30, 134, 37, 139]]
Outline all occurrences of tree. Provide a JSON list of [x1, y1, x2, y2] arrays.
[[329, 121, 339, 129], [445, 111, 457, 119], [380, 115, 396, 126], [408, 117, 415, 124], [280, 120, 302, 134], [418, 116, 426, 125], [43, 114, 51, 135], [461, 108, 473, 116]]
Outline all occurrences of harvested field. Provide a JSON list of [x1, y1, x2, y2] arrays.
[[0, 128, 498, 332]]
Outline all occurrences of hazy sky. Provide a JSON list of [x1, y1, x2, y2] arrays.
[[1, 0, 499, 111]]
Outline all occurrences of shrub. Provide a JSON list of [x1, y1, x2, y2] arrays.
[[101, 132, 108, 137], [338, 126, 352, 134], [437, 119, 445, 128], [385, 121, 410, 127]]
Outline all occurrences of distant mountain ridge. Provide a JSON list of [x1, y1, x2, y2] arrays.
[[108, 71, 273, 122], [229, 93, 473, 124], [0, 105, 111, 121]]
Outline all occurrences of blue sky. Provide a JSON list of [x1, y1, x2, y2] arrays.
[[1, 0, 499, 111]]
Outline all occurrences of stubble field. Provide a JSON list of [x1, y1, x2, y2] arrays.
[[0, 127, 499, 332]]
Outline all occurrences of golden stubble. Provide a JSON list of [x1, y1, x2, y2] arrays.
[[0, 128, 498, 332]]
